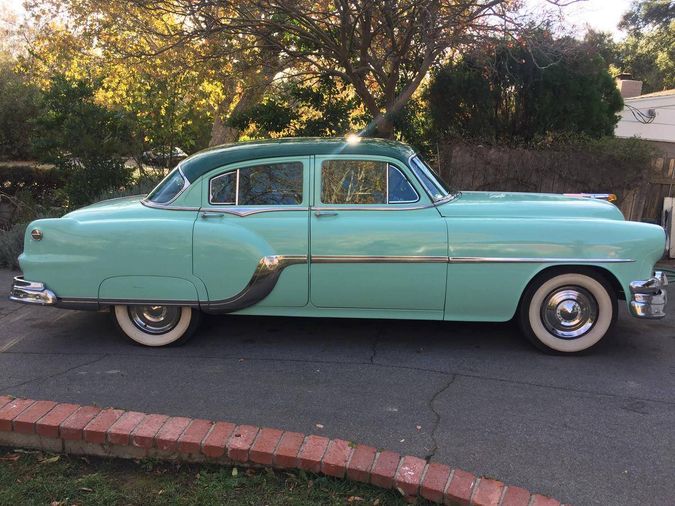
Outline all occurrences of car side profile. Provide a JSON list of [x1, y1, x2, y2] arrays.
[[9, 137, 668, 353]]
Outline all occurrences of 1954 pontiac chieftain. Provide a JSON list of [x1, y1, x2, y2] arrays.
[[9, 138, 668, 353]]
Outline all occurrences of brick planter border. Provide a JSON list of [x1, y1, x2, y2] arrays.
[[0, 396, 564, 505]]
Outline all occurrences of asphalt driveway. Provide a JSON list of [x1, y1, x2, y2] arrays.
[[1, 269, 674, 505]]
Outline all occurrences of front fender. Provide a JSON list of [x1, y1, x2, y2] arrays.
[[443, 218, 665, 321]]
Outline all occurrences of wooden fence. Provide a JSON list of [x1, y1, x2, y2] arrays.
[[435, 142, 673, 223]]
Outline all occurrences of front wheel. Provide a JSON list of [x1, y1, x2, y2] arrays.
[[113, 305, 201, 346], [519, 271, 617, 354]]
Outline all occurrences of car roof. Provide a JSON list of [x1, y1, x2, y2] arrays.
[[179, 137, 418, 182]]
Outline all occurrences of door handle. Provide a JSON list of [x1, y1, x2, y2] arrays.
[[201, 211, 225, 218], [314, 211, 338, 217]]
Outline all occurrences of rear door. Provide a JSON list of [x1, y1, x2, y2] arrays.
[[193, 156, 310, 310]]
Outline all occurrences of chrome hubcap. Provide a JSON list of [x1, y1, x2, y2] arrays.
[[541, 287, 598, 339], [128, 305, 181, 335]]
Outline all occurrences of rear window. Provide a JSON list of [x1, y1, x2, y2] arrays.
[[210, 162, 304, 206], [146, 168, 188, 204]]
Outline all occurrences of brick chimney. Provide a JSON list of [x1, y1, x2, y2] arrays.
[[616, 73, 643, 98]]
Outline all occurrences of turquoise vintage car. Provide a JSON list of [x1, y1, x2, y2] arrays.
[[9, 138, 668, 353]]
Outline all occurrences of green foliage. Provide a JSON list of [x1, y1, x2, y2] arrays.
[[32, 76, 133, 162], [427, 33, 624, 143], [32, 76, 134, 207], [122, 75, 213, 158], [53, 157, 132, 208], [0, 59, 42, 160], [230, 77, 361, 138], [596, 0, 675, 93]]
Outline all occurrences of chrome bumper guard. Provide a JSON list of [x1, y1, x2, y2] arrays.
[[9, 276, 57, 306], [629, 271, 667, 319]]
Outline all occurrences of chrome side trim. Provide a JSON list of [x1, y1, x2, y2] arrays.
[[629, 271, 667, 319], [9, 276, 57, 306], [310, 255, 635, 264], [311, 255, 448, 263], [201, 206, 308, 217], [141, 200, 200, 211], [203, 255, 308, 313], [448, 257, 635, 264], [311, 203, 435, 212]]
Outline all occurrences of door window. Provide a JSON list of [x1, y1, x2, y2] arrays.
[[320, 159, 418, 205], [210, 162, 304, 205]]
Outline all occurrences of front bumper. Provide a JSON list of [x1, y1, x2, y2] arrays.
[[629, 271, 667, 319], [9, 276, 57, 306]]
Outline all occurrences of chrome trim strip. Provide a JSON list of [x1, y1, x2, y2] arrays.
[[201, 206, 308, 217], [141, 200, 200, 211], [311, 255, 448, 263], [204, 254, 308, 313], [311, 203, 434, 212], [310, 255, 635, 264], [448, 257, 635, 264]]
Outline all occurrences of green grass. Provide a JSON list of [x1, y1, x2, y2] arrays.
[[0, 447, 415, 505]]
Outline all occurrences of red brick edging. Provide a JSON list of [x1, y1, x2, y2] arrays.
[[0, 396, 564, 505]]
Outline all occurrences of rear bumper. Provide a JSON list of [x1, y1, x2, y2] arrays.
[[9, 276, 57, 306], [629, 271, 667, 319]]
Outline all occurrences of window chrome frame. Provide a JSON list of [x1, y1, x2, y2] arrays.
[[143, 164, 191, 206], [408, 154, 459, 204], [208, 162, 304, 207], [318, 159, 420, 206], [209, 169, 239, 205], [386, 164, 420, 204]]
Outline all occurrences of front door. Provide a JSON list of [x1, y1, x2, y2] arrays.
[[310, 156, 447, 311], [193, 156, 310, 311]]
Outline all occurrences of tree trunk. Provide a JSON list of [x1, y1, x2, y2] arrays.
[[209, 106, 239, 146], [209, 39, 283, 146], [374, 117, 395, 139]]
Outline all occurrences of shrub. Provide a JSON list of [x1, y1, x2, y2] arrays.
[[0, 165, 61, 202], [54, 157, 133, 208], [0, 222, 26, 269]]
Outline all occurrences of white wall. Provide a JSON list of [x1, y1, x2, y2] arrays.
[[615, 93, 675, 143]]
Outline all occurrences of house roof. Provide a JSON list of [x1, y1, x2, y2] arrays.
[[626, 89, 675, 101]]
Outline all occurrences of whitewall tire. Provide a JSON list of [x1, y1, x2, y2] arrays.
[[113, 305, 200, 347], [519, 271, 617, 354]]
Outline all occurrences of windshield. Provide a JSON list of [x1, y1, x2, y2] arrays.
[[146, 167, 188, 204], [409, 155, 452, 202]]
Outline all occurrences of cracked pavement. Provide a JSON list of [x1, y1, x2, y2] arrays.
[[1, 270, 674, 505]]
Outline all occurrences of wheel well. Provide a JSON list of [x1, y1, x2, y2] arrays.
[[517, 265, 624, 315]]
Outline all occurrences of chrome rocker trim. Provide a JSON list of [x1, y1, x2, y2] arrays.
[[629, 271, 668, 319], [311, 255, 634, 264], [9, 276, 57, 306], [203, 255, 308, 313], [311, 255, 448, 263]]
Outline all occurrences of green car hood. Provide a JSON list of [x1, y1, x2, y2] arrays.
[[437, 191, 625, 220]]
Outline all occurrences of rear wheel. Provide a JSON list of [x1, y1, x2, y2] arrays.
[[519, 271, 617, 354], [113, 304, 200, 346]]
